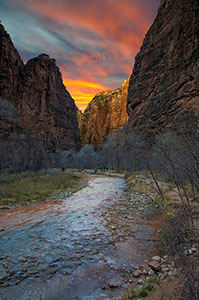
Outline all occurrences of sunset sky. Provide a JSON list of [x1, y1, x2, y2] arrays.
[[0, 0, 160, 111]]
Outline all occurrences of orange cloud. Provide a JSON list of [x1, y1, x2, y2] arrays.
[[63, 78, 110, 111], [10, 0, 159, 109]]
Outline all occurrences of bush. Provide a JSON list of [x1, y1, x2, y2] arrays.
[[122, 278, 158, 299]]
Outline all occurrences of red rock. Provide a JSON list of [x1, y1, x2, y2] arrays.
[[78, 78, 129, 147], [0, 24, 80, 169], [127, 0, 199, 136], [148, 261, 161, 271]]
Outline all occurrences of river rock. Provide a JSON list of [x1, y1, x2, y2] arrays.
[[138, 279, 143, 284], [108, 280, 121, 288], [133, 270, 142, 278], [151, 256, 162, 263], [142, 269, 148, 275], [148, 269, 155, 276], [148, 261, 161, 271], [168, 269, 177, 277]]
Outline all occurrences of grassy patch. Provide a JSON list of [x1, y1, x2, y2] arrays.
[[126, 172, 154, 195], [0, 170, 87, 208], [122, 277, 158, 299]]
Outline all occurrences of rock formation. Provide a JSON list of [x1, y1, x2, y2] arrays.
[[0, 24, 80, 170], [127, 0, 199, 136], [78, 78, 129, 147]]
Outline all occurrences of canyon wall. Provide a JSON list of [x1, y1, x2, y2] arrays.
[[78, 78, 129, 147], [127, 0, 199, 136], [0, 24, 80, 170]]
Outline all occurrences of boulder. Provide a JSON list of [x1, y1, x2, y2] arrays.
[[148, 261, 161, 271]]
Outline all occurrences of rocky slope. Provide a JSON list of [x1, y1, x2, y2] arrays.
[[0, 24, 80, 170], [127, 0, 199, 136], [78, 78, 129, 147]]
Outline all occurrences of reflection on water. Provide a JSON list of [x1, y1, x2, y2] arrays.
[[0, 176, 159, 300]]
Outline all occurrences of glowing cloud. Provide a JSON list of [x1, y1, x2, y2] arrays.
[[63, 78, 110, 111], [0, 0, 160, 109]]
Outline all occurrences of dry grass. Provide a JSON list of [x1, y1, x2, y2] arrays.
[[0, 170, 87, 208]]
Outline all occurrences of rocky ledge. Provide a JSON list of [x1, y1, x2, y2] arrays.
[[78, 78, 129, 147]]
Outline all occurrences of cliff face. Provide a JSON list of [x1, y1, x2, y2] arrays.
[[19, 54, 80, 151], [78, 78, 129, 147], [127, 0, 199, 135], [0, 24, 80, 170]]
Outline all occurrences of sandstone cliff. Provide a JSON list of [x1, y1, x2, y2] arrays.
[[0, 24, 80, 170], [127, 0, 199, 136], [78, 78, 129, 147]]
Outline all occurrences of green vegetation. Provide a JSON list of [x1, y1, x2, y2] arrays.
[[0, 170, 87, 208], [122, 277, 158, 299]]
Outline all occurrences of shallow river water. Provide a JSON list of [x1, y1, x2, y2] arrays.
[[0, 175, 160, 300]]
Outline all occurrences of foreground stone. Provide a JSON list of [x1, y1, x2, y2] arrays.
[[148, 261, 161, 271], [133, 270, 142, 278], [108, 281, 121, 288], [151, 256, 162, 263]]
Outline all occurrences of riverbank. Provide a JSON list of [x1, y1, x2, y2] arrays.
[[1, 169, 198, 299], [122, 171, 199, 300], [0, 170, 89, 209]]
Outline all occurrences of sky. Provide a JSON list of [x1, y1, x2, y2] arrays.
[[0, 0, 160, 111]]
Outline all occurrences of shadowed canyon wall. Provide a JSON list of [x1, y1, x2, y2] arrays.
[[0, 24, 80, 170], [127, 0, 199, 136]]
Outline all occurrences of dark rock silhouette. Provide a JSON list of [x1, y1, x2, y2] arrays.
[[0, 24, 80, 170], [127, 0, 199, 136]]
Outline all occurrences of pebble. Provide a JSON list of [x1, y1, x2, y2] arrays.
[[151, 256, 161, 263], [148, 269, 154, 276], [138, 279, 143, 284], [108, 281, 121, 288], [138, 207, 144, 211], [161, 267, 169, 272], [168, 269, 177, 277], [170, 261, 175, 267], [133, 271, 141, 278], [142, 269, 148, 275]]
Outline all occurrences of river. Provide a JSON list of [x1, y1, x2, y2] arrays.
[[0, 175, 160, 300]]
